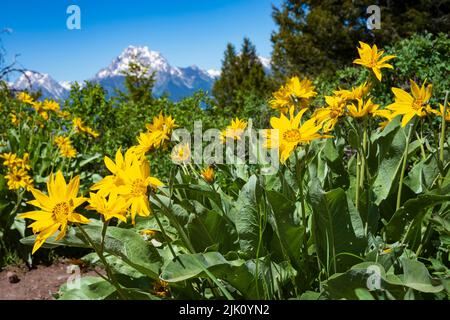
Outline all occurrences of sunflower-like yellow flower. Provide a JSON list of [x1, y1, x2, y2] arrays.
[[265, 108, 327, 163], [42, 99, 59, 112], [313, 95, 347, 133], [115, 153, 164, 224], [171, 143, 191, 164], [54, 136, 77, 158], [334, 82, 370, 101], [86, 192, 128, 223], [431, 103, 450, 122], [5, 167, 33, 191], [386, 80, 433, 127], [270, 77, 317, 114], [19, 171, 89, 254], [73, 117, 100, 138], [17, 92, 34, 104], [10, 113, 19, 126], [270, 85, 292, 114], [286, 76, 317, 101], [92, 148, 164, 224], [220, 118, 247, 143], [353, 42, 395, 81], [145, 113, 177, 149], [1, 152, 20, 169], [347, 98, 379, 118], [201, 166, 215, 183], [90, 148, 135, 196]]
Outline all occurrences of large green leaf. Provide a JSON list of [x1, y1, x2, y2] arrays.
[[267, 190, 305, 267], [231, 175, 264, 258], [57, 276, 116, 300], [309, 183, 366, 273], [384, 193, 450, 242], [371, 122, 406, 205]]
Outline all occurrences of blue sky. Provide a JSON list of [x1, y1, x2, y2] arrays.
[[0, 0, 281, 82]]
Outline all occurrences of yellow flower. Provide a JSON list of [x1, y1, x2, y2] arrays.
[[270, 77, 317, 114], [201, 166, 215, 183], [1, 152, 20, 169], [153, 279, 170, 298], [373, 109, 396, 129], [432, 103, 450, 122], [42, 99, 59, 112], [286, 76, 317, 101], [19, 171, 89, 254], [353, 42, 395, 81], [386, 80, 433, 127], [171, 143, 191, 164], [130, 131, 158, 158], [313, 95, 347, 132], [86, 192, 128, 223], [5, 167, 33, 191], [54, 136, 77, 158], [92, 148, 164, 224], [265, 107, 327, 163], [270, 85, 292, 114], [347, 98, 379, 118], [145, 113, 177, 149], [140, 229, 157, 240], [334, 82, 370, 101], [91, 148, 135, 196], [220, 118, 247, 143], [73, 117, 100, 138], [115, 154, 164, 224], [10, 113, 19, 126], [17, 92, 34, 104]]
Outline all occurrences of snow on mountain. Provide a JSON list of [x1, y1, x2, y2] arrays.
[[258, 56, 272, 74], [13, 71, 69, 100], [207, 69, 221, 78], [90, 46, 215, 100], [11, 47, 270, 102], [59, 81, 73, 91]]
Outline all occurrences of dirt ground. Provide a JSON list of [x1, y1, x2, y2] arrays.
[[0, 259, 100, 300]]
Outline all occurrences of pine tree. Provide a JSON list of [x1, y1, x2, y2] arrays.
[[118, 51, 156, 105], [213, 38, 271, 114], [271, 0, 450, 80]]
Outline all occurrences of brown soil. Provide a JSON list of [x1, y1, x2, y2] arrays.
[[0, 259, 101, 300]]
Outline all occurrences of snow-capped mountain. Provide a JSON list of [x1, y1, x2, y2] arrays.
[[90, 46, 216, 100], [11, 46, 271, 101], [13, 71, 70, 100]]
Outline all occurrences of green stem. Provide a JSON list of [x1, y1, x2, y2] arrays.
[[355, 152, 361, 210], [77, 224, 127, 299], [439, 91, 449, 186], [396, 123, 414, 210], [294, 151, 309, 263]]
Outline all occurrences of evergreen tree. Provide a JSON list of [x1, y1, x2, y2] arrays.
[[213, 38, 271, 114], [271, 0, 450, 80], [118, 51, 156, 105]]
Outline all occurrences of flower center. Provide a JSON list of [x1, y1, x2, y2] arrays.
[[283, 129, 302, 143], [52, 202, 70, 223], [131, 179, 147, 196]]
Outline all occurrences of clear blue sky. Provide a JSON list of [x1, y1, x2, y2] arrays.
[[0, 0, 281, 82]]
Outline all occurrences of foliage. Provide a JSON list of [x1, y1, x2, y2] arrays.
[[213, 38, 272, 114], [270, 0, 450, 80]]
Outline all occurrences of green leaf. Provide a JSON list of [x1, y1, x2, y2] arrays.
[[309, 183, 366, 273], [231, 175, 264, 258], [399, 258, 444, 293], [57, 276, 116, 300], [371, 123, 406, 205]]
